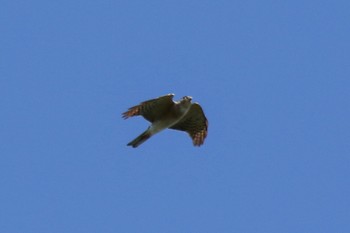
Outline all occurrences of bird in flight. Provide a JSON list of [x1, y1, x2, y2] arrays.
[[122, 94, 208, 148]]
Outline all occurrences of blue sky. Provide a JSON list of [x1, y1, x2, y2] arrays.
[[1, 0, 349, 232]]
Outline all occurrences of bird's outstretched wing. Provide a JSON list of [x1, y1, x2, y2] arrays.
[[170, 103, 208, 146], [122, 94, 175, 123]]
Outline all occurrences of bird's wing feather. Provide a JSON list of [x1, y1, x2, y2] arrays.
[[170, 103, 208, 146], [122, 94, 175, 122]]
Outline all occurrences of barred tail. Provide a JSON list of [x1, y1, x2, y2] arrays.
[[127, 129, 152, 148]]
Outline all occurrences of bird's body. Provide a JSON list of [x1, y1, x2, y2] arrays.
[[122, 94, 208, 148]]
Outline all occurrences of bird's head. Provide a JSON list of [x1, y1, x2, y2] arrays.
[[181, 96, 192, 102], [178, 96, 192, 111]]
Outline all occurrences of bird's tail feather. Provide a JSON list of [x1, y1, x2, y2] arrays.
[[127, 129, 152, 148]]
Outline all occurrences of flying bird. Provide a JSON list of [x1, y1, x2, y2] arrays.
[[122, 94, 208, 148]]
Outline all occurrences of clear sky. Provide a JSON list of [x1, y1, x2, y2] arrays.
[[1, 0, 349, 232]]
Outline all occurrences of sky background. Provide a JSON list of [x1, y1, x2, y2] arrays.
[[1, 0, 350, 232]]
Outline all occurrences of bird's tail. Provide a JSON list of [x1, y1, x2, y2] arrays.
[[127, 129, 152, 148]]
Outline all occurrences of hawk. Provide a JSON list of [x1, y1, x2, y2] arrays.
[[122, 94, 208, 148]]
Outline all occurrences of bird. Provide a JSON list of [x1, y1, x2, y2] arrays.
[[122, 94, 208, 148]]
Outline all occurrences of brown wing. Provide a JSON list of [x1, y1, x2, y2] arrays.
[[122, 94, 175, 122], [170, 103, 208, 146]]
